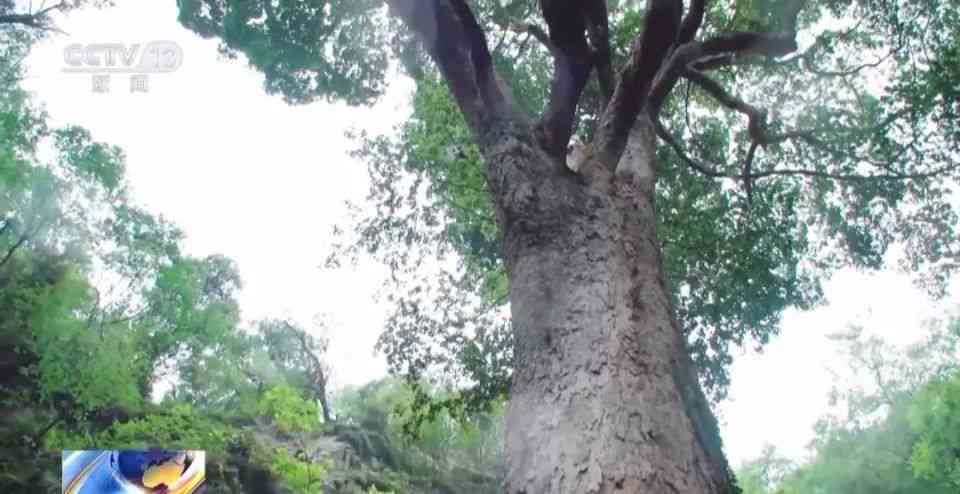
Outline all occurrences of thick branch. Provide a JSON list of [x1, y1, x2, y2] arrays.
[[649, 31, 799, 115], [593, 0, 682, 169], [585, 0, 614, 104], [387, 0, 511, 133], [678, 0, 706, 44], [700, 31, 798, 58], [0, 13, 45, 27], [536, 0, 595, 159]]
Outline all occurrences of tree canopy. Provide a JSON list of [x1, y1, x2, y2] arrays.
[[174, 0, 960, 416]]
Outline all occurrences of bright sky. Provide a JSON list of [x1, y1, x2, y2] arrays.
[[19, 0, 958, 469]]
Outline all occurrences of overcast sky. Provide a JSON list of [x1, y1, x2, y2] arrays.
[[19, 0, 958, 468]]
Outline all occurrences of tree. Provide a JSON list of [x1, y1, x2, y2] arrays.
[[0, 1, 113, 32], [178, 1, 960, 492], [908, 371, 960, 489], [255, 318, 335, 424], [734, 445, 793, 494], [256, 385, 328, 494], [735, 317, 960, 494]]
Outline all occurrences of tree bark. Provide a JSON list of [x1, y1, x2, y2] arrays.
[[488, 119, 733, 493], [379, 2, 734, 491]]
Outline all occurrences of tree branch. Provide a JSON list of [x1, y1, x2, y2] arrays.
[[649, 30, 799, 116], [509, 23, 553, 51], [585, 0, 614, 104], [683, 68, 766, 137], [535, 0, 595, 159], [0, 233, 29, 269], [669, 65, 950, 194], [281, 320, 332, 422], [700, 31, 798, 58], [593, 0, 682, 169], [652, 116, 958, 183], [386, 0, 511, 133], [0, 1, 68, 30], [678, 0, 706, 44]]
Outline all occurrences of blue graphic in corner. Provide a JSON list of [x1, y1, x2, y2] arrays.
[[61, 450, 205, 493]]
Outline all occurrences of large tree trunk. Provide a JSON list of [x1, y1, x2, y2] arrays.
[[490, 121, 733, 493]]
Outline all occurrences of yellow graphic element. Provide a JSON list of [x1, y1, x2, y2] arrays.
[[143, 452, 187, 488], [163, 451, 206, 494]]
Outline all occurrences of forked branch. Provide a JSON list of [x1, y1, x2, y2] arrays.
[[585, 0, 614, 104], [536, 0, 595, 158], [593, 0, 682, 169], [387, 0, 509, 132]]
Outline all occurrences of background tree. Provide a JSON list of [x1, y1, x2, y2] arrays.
[[178, 0, 960, 491], [255, 318, 335, 423], [735, 315, 960, 494], [0, 1, 114, 32]]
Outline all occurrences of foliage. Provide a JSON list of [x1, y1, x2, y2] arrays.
[[735, 315, 960, 494], [268, 447, 328, 494], [44, 403, 241, 459], [908, 370, 960, 488], [252, 318, 334, 421], [258, 385, 320, 436], [366, 486, 397, 494], [176, 0, 390, 105], [735, 446, 794, 494], [335, 377, 504, 478], [0, 19, 339, 494]]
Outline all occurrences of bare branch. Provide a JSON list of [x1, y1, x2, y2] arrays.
[[652, 116, 958, 183], [700, 31, 798, 59], [649, 30, 798, 115], [690, 53, 735, 71], [594, 0, 682, 169], [585, 0, 614, 104], [535, 0, 595, 159], [683, 68, 765, 135], [0, 233, 28, 269], [281, 320, 332, 422], [743, 141, 758, 203], [678, 0, 706, 44], [674, 66, 947, 194], [387, 0, 511, 132]]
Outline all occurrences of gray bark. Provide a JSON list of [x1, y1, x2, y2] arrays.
[[380, 2, 735, 491], [484, 120, 732, 493]]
